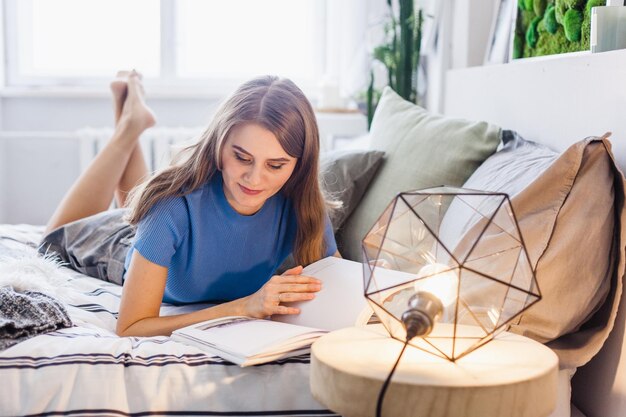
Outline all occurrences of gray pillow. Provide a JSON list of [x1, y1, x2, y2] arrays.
[[337, 87, 502, 261], [275, 148, 384, 274], [320, 148, 385, 232], [439, 130, 559, 248], [463, 130, 559, 196]]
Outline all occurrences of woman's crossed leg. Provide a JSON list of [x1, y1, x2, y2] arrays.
[[44, 70, 156, 235]]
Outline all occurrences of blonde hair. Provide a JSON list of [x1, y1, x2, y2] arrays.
[[126, 75, 329, 265]]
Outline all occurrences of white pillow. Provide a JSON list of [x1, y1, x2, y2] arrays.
[[438, 131, 558, 253]]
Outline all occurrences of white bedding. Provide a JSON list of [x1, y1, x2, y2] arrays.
[[0, 224, 337, 416]]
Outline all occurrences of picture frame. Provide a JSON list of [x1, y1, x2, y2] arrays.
[[484, 0, 517, 65]]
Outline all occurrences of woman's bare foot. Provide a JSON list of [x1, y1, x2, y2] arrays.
[[113, 70, 156, 138], [110, 71, 129, 125]]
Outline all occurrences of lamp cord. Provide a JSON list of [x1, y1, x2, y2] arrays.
[[375, 339, 410, 417]]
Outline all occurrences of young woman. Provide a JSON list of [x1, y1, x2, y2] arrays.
[[40, 70, 339, 337]]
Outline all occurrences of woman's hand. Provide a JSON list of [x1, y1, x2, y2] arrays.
[[241, 265, 322, 319]]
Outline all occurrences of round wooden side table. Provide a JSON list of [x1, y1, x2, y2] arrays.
[[310, 324, 558, 417]]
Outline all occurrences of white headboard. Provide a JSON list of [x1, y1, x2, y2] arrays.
[[445, 49, 626, 170], [443, 49, 626, 417]]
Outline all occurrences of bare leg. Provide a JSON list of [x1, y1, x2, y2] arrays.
[[44, 71, 156, 235], [110, 71, 151, 207]]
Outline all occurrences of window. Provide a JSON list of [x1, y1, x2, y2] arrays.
[[3, 0, 326, 92], [176, 0, 321, 80], [10, 0, 161, 79]]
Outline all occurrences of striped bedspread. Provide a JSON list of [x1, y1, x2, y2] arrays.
[[0, 225, 338, 417]]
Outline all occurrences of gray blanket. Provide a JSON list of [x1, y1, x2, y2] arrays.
[[0, 286, 72, 350]]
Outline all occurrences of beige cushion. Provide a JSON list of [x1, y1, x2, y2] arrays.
[[337, 87, 501, 260], [511, 139, 614, 342], [461, 133, 626, 368], [521, 137, 625, 369]]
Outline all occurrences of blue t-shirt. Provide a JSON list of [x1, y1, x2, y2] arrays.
[[124, 173, 337, 305]]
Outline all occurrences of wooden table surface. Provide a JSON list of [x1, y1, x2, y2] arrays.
[[310, 324, 558, 417]]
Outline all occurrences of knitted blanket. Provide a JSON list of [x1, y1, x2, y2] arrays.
[[0, 286, 73, 350]]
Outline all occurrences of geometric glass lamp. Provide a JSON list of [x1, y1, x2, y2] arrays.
[[361, 186, 541, 361]]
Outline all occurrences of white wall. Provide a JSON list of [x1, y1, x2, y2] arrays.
[[445, 49, 626, 168], [425, 0, 498, 112], [0, 3, 6, 224], [451, 0, 498, 69], [0, 95, 219, 131], [2, 133, 80, 225]]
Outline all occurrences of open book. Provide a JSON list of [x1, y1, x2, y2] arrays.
[[171, 256, 372, 367]]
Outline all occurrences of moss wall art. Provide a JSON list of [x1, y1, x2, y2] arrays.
[[513, 0, 606, 59]]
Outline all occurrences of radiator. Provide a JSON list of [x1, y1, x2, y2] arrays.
[[75, 113, 371, 172], [0, 115, 367, 224], [76, 127, 203, 173]]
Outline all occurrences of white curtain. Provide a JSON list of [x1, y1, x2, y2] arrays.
[[323, 0, 447, 110], [322, 0, 387, 104]]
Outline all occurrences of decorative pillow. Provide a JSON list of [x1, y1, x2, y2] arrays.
[[438, 130, 559, 250], [274, 149, 384, 274], [320, 148, 385, 232], [456, 132, 625, 369], [336, 87, 502, 260], [463, 130, 559, 199]]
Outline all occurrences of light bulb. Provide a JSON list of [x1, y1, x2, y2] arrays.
[[413, 263, 458, 307], [401, 263, 458, 340]]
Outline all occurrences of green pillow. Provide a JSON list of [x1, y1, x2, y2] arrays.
[[336, 87, 502, 261]]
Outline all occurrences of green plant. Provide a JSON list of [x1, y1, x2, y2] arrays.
[[563, 0, 585, 9], [555, 0, 568, 23], [513, 33, 525, 59], [517, 0, 605, 58], [526, 16, 542, 47], [563, 8, 583, 41], [544, 5, 558, 33], [366, 0, 423, 129], [524, 0, 534, 11], [534, 0, 548, 16], [585, 0, 605, 11]]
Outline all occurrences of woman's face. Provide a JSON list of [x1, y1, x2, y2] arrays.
[[220, 123, 298, 215]]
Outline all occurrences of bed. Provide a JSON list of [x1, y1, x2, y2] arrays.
[[0, 225, 338, 416]]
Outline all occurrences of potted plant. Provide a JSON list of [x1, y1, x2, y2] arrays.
[[366, 0, 424, 128]]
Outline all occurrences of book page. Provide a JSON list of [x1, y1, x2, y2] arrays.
[[173, 316, 325, 358], [272, 257, 372, 330]]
